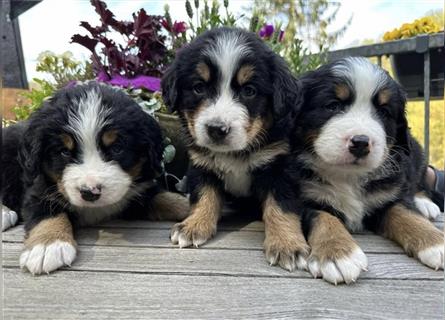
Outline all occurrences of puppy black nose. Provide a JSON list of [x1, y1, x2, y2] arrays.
[[348, 135, 370, 158], [80, 185, 102, 202], [206, 121, 230, 142]]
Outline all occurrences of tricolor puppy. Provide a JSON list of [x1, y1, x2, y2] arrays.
[[293, 57, 443, 284], [162, 27, 309, 271], [1, 82, 188, 275]]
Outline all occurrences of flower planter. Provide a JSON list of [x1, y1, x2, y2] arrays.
[[390, 43, 444, 99], [156, 112, 189, 182]]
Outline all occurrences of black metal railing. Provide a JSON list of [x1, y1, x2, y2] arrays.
[[326, 32, 444, 162]]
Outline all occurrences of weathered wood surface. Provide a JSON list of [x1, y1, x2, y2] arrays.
[[2, 215, 444, 319]]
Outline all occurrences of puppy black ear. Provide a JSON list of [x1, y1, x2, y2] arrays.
[[271, 56, 302, 132], [395, 86, 410, 155], [161, 63, 179, 113], [19, 125, 42, 187]]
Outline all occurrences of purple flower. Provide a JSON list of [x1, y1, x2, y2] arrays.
[[259, 24, 274, 38], [278, 30, 285, 42], [96, 70, 110, 82], [98, 74, 161, 92]]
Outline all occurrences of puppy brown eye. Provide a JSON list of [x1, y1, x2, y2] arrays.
[[193, 82, 206, 95], [241, 85, 256, 98], [111, 144, 123, 155], [61, 149, 71, 158], [326, 103, 341, 111]]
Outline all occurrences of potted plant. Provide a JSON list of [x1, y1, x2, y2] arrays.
[[383, 16, 444, 99]]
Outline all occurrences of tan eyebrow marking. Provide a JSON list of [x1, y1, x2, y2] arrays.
[[196, 62, 210, 82], [102, 130, 118, 146], [377, 89, 391, 105], [334, 83, 351, 101], [237, 65, 255, 85], [60, 134, 75, 150]]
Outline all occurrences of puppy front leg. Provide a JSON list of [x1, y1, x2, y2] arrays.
[[170, 185, 222, 248], [308, 211, 368, 285], [148, 191, 190, 222], [20, 213, 77, 275], [382, 204, 444, 270], [262, 195, 309, 272]]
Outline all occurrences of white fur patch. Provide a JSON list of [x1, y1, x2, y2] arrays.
[[63, 89, 133, 210], [196, 30, 252, 152], [418, 245, 444, 270], [20, 240, 77, 275], [190, 142, 289, 197], [308, 247, 368, 285], [2, 206, 18, 231], [415, 196, 442, 220]]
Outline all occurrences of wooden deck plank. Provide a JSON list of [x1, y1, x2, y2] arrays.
[[3, 242, 442, 280], [94, 214, 444, 230], [3, 269, 443, 320], [1, 225, 409, 253]]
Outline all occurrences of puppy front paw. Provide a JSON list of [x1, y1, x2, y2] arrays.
[[170, 216, 217, 248], [264, 235, 309, 272], [308, 246, 368, 285], [415, 196, 441, 220], [20, 240, 77, 275], [418, 244, 444, 270], [2, 206, 18, 231]]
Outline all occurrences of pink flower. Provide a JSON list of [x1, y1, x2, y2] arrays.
[[278, 30, 285, 42], [173, 21, 187, 34]]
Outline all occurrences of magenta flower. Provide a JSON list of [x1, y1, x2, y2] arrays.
[[173, 21, 187, 34], [259, 24, 274, 38], [97, 73, 161, 92]]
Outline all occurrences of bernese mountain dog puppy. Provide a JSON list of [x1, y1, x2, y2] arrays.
[[293, 57, 443, 284], [1, 82, 188, 275], [161, 27, 310, 271]]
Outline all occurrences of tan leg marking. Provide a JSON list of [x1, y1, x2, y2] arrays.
[[24, 213, 76, 248], [308, 211, 368, 285], [262, 195, 309, 272], [21, 213, 77, 275], [170, 186, 222, 248], [383, 204, 444, 269], [148, 191, 190, 221]]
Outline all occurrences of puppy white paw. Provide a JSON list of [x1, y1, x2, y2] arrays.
[[170, 222, 215, 248], [415, 197, 441, 220], [20, 240, 77, 275], [418, 244, 444, 270], [308, 247, 368, 285], [2, 206, 18, 231]]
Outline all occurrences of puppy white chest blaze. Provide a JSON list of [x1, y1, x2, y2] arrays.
[[190, 142, 289, 197], [303, 179, 365, 231]]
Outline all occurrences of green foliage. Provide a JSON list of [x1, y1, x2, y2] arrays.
[[185, 0, 242, 40], [12, 51, 94, 121], [12, 79, 55, 121], [36, 51, 94, 88]]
